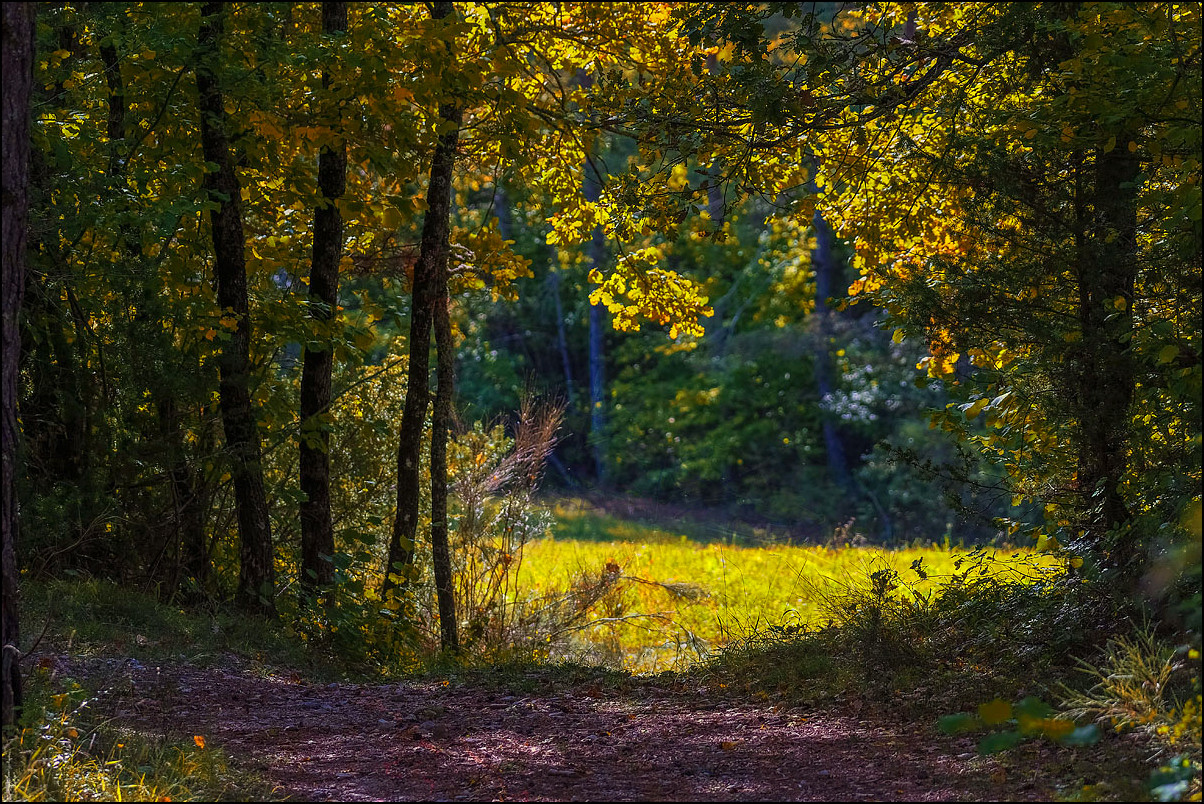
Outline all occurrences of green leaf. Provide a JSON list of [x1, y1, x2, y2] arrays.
[[1013, 696, 1055, 720], [978, 729, 1025, 754], [938, 712, 979, 735], [1059, 724, 1101, 746]]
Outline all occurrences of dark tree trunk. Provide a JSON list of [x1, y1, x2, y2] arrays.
[[548, 256, 576, 408], [21, 20, 92, 505], [1075, 142, 1140, 576], [383, 0, 461, 599], [810, 211, 851, 489], [160, 396, 209, 591], [102, 19, 208, 594], [583, 160, 607, 485], [2, 0, 34, 730], [431, 266, 459, 653], [300, 1, 347, 593], [196, 1, 275, 616]]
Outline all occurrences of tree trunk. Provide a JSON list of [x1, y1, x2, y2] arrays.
[[2, 0, 34, 730], [196, 1, 275, 616], [300, 1, 347, 594], [1075, 142, 1140, 575], [548, 254, 576, 408], [583, 159, 607, 485], [431, 265, 459, 653], [383, 0, 461, 599], [810, 211, 852, 489], [102, 19, 208, 594]]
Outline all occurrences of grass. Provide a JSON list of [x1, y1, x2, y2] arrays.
[[3, 662, 278, 802], [516, 500, 1062, 673], [9, 500, 1191, 801], [17, 576, 366, 682]]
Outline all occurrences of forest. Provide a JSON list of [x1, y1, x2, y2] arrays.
[[0, 1, 1200, 801]]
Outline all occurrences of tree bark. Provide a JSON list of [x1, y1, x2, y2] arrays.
[[548, 254, 576, 408], [1075, 142, 1140, 575], [196, 1, 275, 616], [583, 159, 608, 486], [300, 1, 347, 594], [431, 262, 459, 653], [383, 0, 461, 600], [2, 0, 34, 730], [101, 18, 208, 594], [809, 211, 852, 489]]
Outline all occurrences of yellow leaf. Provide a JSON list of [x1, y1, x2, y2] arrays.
[[1035, 534, 1060, 552], [978, 698, 1012, 726], [719, 740, 739, 750], [1041, 718, 1075, 740], [194, 735, 206, 749], [965, 398, 989, 420], [892, 328, 905, 344]]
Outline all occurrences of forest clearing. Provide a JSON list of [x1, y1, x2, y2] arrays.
[[1, 1, 1199, 801]]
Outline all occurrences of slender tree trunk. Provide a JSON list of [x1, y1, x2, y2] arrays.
[[431, 11, 464, 649], [383, 0, 461, 600], [21, 20, 92, 502], [102, 21, 208, 593], [1075, 142, 1140, 575], [583, 159, 607, 485], [196, 1, 275, 616], [810, 211, 851, 489], [548, 257, 576, 408], [300, 1, 347, 593], [431, 267, 459, 653], [2, 0, 34, 730]]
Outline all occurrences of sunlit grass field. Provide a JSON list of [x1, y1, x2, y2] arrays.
[[512, 500, 1062, 672]]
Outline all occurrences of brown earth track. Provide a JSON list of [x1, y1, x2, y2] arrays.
[[47, 653, 1060, 801]]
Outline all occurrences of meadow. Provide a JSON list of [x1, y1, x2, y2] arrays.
[[509, 500, 1064, 672]]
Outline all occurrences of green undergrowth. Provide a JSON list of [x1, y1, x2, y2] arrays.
[[19, 577, 355, 681], [549, 496, 783, 546], [2, 664, 278, 802], [10, 529, 1198, 802], [697, 557, 1201, 801]]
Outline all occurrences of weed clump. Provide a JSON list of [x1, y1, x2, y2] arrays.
[[2, 666, 272, 801]]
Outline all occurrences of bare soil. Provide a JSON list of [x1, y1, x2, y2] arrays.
[[38, 651, 1099, 802]]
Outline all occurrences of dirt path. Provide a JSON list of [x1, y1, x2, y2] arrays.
[[49, 653, 1055, 801]]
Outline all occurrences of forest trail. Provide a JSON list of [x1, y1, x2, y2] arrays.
[[48, 652, 1053, 801]]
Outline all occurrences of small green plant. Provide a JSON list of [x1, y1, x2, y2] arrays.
[[2, 670, 271, 801], [938, 695, 1101, 754], [1060, 630, 1201, 802], [1060, 627, 1191, 739], [1148, 755, 1200, 802]]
